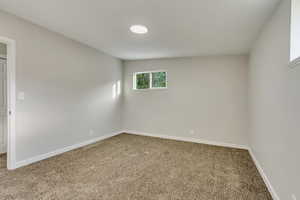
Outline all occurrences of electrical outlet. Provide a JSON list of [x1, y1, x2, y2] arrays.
[[89, 130, 94, 136], [292, 194, 297, 200]]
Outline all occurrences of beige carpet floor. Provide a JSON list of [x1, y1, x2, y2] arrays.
[[0, 133, 272, 200]]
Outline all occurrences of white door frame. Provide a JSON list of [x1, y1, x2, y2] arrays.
[[0, 36, 16, 170]]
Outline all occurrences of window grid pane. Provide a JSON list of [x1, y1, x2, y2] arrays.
[[136, 73, 150, 89], [152, 72, 167, 88]]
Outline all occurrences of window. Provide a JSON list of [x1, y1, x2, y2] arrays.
[[291, 0, 300, 64], [133, 71, 167, 90]]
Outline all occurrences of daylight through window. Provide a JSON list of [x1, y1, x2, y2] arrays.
[[133, 71, 167, 90]]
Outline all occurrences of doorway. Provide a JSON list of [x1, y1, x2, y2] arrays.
[[0, 36, 16, 170]]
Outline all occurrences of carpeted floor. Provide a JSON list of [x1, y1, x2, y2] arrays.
[[0, 133, 272, 200]]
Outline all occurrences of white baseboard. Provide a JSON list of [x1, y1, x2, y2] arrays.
[[248, 149, 280, 200], [124, 130, 249, 150], [12, 130, 280, 200], [14, 131, 122, 169]]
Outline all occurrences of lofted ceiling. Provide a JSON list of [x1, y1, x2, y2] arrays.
[[0, 0, 281, 60]]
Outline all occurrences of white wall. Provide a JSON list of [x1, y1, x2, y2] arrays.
[[249, 1, 298, 199], [0, 10, 122, 162], [123, 56, 249, 146], [0, 43, 6, 55]]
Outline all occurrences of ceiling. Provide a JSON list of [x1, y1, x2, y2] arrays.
[[0, 0, 281, 60]]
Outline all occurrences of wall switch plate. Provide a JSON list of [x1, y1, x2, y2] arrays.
[[292, 194, 297, 200], [17, 92, 25, 100]]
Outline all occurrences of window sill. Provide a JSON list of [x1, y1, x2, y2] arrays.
[[133, 87, 168, 91], [289, 57, 300, 68]]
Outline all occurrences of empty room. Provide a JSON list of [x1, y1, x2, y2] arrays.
[[0, 0, 299, 199]]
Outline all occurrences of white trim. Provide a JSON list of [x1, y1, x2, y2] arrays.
[[124, 130, 249, 150], [0, 36, 16, 170], [15, 131, 122, 169], [248, 149, 280, 200]]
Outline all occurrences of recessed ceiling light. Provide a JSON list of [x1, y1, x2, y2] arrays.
[[130, 25, 148, 34]]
